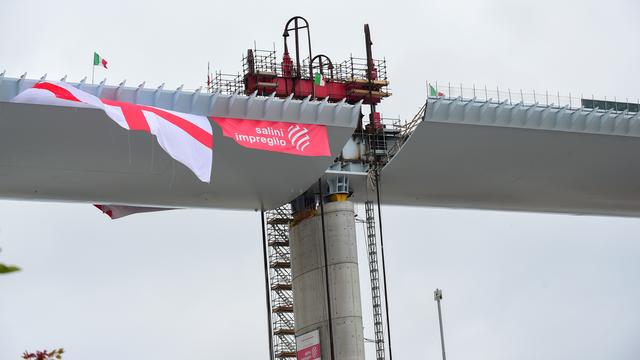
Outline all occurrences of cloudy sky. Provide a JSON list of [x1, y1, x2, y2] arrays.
[[1, 0, 639, 359]]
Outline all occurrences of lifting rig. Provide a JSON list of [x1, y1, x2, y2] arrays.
[[211, 16, 410, 175], [242, 19, 390, 115], [210, 16, 414, 360]]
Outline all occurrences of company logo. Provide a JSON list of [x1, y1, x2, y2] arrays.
[[287, 124, 312, 152], [212, 117, 331, 157], [232, 125, 313, 152]]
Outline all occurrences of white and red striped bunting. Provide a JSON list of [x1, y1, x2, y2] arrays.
[[11, 81, 213, 182], [94, 204, 174, 219]]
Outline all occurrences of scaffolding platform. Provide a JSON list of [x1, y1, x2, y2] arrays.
[[273, 305, 294, 313], [268, 217, 292, 225], [264, 204, 297, 359], [268, 239, 290, 247], [271, 283, 293, 291], [275, 351, 297, 358], [274, 328, 296, 336], [270, 260, 291, 269]]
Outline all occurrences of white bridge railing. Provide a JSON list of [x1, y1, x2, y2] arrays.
[[427, 81, 639, 112]]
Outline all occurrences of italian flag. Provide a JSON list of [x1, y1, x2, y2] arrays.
[[429, 84, 444, 97], [313, 72, 325, 86], [93, 52, 108, 69]]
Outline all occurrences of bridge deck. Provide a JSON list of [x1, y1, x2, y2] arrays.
[[0, 76, 360, 210], [380, 97, 640, 216]]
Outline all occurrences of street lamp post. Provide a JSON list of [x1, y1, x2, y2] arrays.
[[434, 289, 446, 360]]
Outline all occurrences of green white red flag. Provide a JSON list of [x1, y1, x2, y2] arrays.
[[93, 52, 108, 69], [429, 84, 444, 97], [313, 72, 325, 86]]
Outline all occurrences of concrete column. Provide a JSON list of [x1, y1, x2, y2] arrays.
[[290, 200, 365, 360]]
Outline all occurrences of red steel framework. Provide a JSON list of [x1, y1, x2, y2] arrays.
[[242, 49, 390, 107], [209, 16, 391, 132]]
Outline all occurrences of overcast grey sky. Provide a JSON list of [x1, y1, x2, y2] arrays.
[[1, 0, 640, 359]]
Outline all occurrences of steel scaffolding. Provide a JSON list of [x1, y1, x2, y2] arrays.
[[365, 200, 385, 360], [265, 204, 296, 359]]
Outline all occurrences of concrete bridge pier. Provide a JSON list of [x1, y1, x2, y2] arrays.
[[290, 198, 365, 360]]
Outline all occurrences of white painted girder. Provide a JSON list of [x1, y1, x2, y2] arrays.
[[427, 96, 640, 138], [3, 73, 640, 217], [379, 97, 640, 217], [0, 76, 361, 210], [0, 76, 360, 126]]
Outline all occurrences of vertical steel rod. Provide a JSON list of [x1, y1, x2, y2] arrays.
[[294, 18, 301, 77], [436, 296, 446, 360], [375, 170, 393, 360], [364, 24, 377, 128], [307, 25, 313, 98], [318, 179, 336, 360], [260, 209, 275, 360]]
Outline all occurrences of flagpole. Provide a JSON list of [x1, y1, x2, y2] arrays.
[[91, 65, 95, 85]]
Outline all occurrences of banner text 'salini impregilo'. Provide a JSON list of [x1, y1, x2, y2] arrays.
[[212, 116, 331, 157], [10, 81, 214, 182]]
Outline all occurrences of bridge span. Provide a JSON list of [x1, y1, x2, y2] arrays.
[[1, 74, 640, 217], [379, 96, 640, 217]]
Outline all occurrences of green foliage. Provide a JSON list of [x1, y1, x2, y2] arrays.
[[0, 262, 20, 274]]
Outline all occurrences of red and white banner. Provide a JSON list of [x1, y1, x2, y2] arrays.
[[11, 81, 214, 182], [296, 329, 321, 360], [212, 117, 331, 157], [94, 204, 174, 219]]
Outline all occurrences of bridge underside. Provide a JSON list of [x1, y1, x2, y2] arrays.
[[2, 76, 640, 218], [0, 77, 360, 210], [380, 98, 640, 217]]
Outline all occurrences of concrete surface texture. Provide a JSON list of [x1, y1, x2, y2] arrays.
[[290, 200, 365, 360]]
